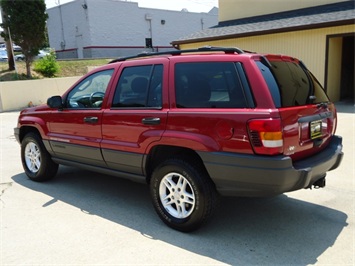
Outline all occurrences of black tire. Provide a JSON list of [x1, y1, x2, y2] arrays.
[[150, 157, 218, 232], [21, 132, 58, 181]]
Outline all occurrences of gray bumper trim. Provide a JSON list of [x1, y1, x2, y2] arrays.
[[198, 135, 343, 197]]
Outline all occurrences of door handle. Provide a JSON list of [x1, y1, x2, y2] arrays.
[[84, 116, 99, 123], [142, 117, 160, 125]]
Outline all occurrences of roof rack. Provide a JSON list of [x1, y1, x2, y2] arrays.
[[108, 46, 245, 64]]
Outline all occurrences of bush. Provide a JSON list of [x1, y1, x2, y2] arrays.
[[34, 52, 60, 78]]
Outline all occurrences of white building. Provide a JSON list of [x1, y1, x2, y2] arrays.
[[47, 0, 218, 59]]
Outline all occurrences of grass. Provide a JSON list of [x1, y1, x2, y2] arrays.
[[0, 58, 112, 81]]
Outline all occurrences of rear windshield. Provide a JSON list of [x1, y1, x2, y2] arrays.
[[256, 60, 329, 107]]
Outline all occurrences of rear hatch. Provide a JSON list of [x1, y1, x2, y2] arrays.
[[255, 55, 337, 161]]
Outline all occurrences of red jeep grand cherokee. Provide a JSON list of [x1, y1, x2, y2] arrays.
[[14, 47, 343, 232]]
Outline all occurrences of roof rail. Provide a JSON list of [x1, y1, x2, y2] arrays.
[[108, 46, 245, 64]]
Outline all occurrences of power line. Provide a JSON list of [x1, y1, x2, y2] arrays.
[[186, 0, 218, 8]]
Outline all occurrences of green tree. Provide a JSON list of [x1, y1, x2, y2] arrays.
[[0, 0, 48, 78], [34, 51, 60, 78]]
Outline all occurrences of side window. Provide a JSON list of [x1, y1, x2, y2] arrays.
[[256, 61, 281, 107], [112, 64, 163, 108], [175, 62, 248, 108], [66, 69, 114, 108]]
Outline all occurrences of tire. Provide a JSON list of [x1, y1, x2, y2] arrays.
[[150, 157, 218, 232], [21, 132, 58, 182]]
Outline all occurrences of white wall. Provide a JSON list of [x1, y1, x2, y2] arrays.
[[47, 0, 91, 53], [47, 0, 218, 59]]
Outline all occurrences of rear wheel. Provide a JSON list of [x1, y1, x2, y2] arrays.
[[150, 157, 218, 232], [21, 132, 58, 181]]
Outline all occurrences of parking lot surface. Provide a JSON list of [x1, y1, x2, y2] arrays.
[[1, 103, 354, 265]]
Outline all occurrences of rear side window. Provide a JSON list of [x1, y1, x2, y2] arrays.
[[256, 60, 329, 107], [175, 62, 249, 108], [112, 64, 163, 108]]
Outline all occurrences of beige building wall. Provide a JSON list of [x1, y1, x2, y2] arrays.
[[219, 0, 346, 22], [326, 37, 343, 101], [0, 77, 80, 112], [179, 24, 354, 101]]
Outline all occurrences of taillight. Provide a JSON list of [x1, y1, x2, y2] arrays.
[[248, 118, 283, 155]]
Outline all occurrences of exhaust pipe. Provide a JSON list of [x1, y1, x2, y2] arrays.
[[312, 177, 326, 189]]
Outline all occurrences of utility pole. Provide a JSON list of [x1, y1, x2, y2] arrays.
[[0, 5, 15, 70]]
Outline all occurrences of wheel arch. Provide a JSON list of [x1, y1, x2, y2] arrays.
[[18, 126, 42, 143], [17, 114, 50, 142], [144, 144, 211, 185]]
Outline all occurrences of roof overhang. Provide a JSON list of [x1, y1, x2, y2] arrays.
[[171, 1, 355, 48]]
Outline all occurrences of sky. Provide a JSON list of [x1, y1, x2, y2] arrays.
[[45, 0, 218, 13]]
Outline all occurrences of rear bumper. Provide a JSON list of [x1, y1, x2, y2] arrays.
[[198, 135, 343, 197]]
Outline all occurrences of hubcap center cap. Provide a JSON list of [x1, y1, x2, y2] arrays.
[[174, 191, 181, 199]]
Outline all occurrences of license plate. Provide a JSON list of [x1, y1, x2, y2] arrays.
[[310, 120, 322, 139]]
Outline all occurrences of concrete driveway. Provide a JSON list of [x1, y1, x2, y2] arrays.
[[1, 103, 354, 265]]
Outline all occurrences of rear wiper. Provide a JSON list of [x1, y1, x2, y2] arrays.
[[309, 95, 316, 103], [316, 102, 329, 109]]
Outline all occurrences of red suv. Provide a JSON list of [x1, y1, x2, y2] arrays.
[[14, 47, 343, 232]]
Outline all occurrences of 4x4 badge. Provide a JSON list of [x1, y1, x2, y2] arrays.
[[288, 146, 295, 151]]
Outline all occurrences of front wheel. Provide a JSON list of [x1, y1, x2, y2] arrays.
[[21, 132, 58, 181], [150, 157, 218, 232]]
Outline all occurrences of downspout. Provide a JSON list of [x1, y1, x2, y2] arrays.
[[57, 0, 66, 50]]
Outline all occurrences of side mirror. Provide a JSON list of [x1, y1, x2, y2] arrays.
[[47, 95, 63, 109]]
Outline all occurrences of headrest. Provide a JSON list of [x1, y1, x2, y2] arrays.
[[131, 77, 148, 94]]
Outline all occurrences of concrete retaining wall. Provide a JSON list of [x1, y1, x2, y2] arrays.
[[0, 77, 81, 112]]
